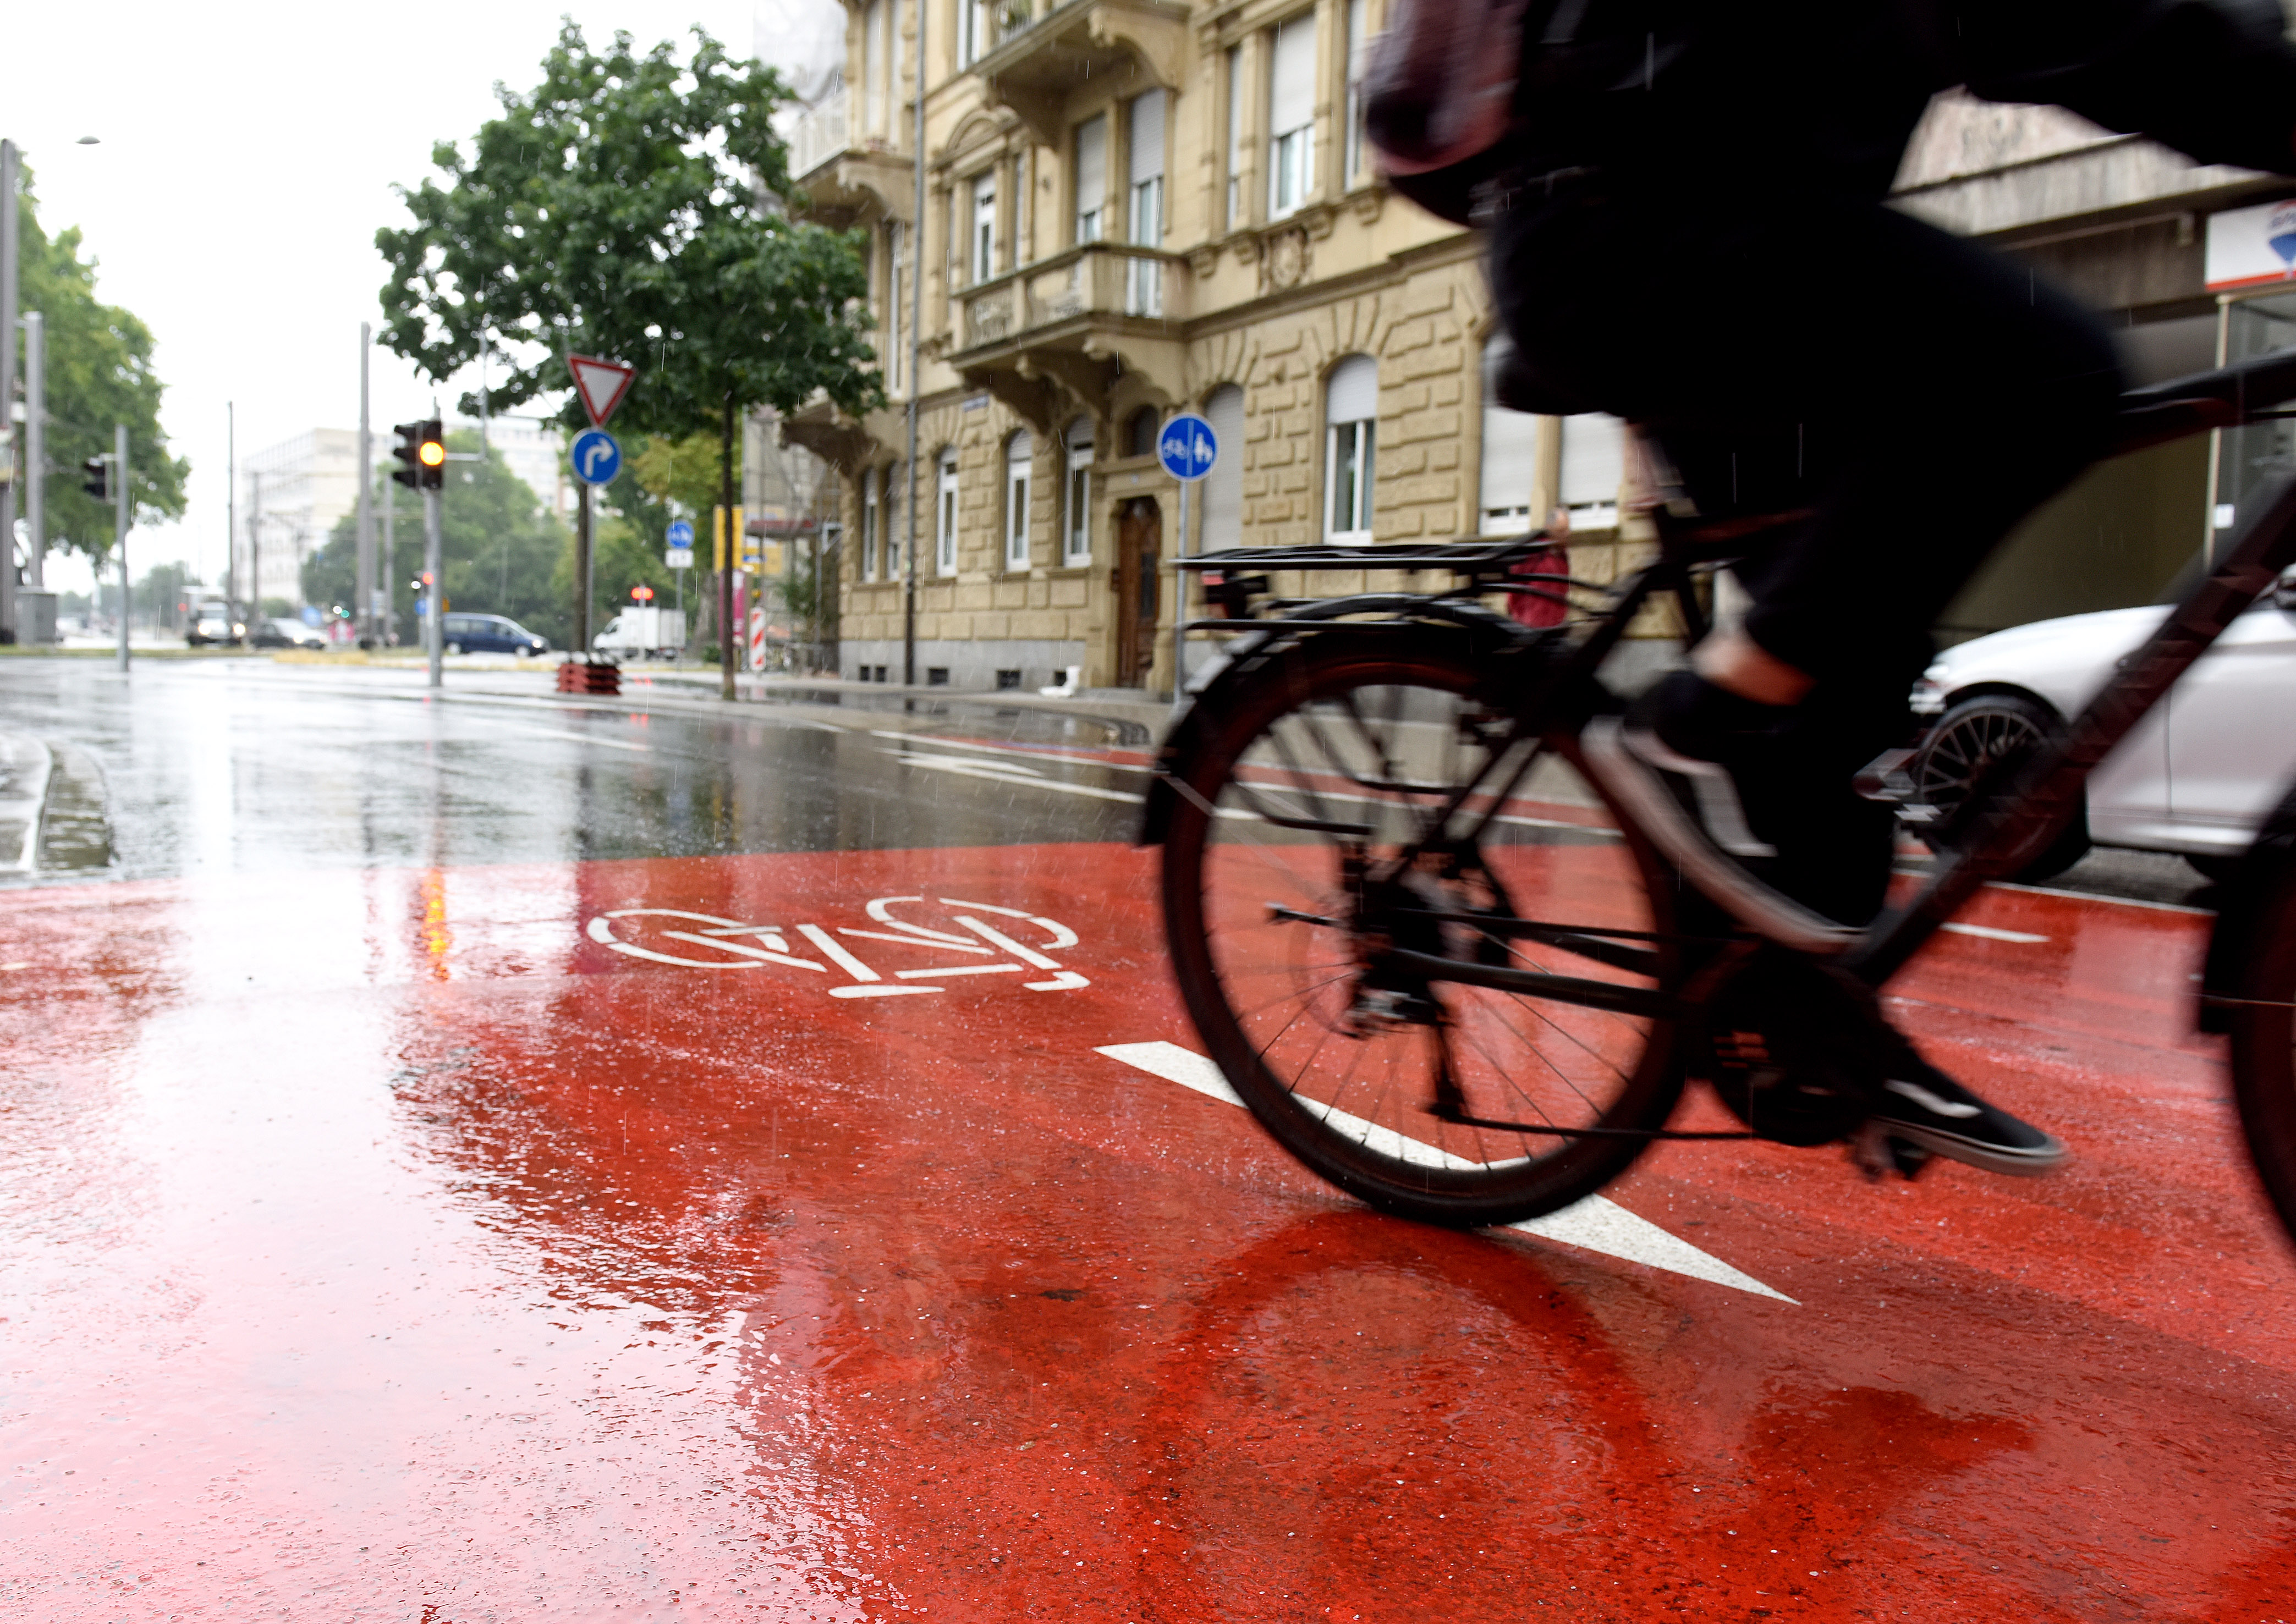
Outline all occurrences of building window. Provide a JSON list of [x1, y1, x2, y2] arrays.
[[1268, 13, 1316, 218], [886, 221, 907, 395], [1325, 354, 1377, 545], [1479, 338, 1540, 533], [885, 459, 905, 577], [1063, 417, 1094, 564], [1125, 406, 1160, 460], [1344, 0, 1369, 186], [1201, 384, 1245, 549], [1005, 431, 1034, 570], [936, 448, 959, 576], [959, 0, 987, 66], [1126, 90, 1166, 316], [864, 0, 887, 135], [1225, 45, 1246, 230], [861, 466, 881, 580], [1561, 415, 1628, 530], [1074, 114, 1108, 244], [971, 171, 998, 283]]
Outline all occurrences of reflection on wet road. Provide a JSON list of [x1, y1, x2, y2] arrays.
[[2, 660, 2292, 1621]]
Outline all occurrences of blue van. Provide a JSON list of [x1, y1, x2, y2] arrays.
[[441, 614, 549, 657]]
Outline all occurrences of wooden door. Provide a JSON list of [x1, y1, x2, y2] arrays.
[[1115, 498, 1162, 688]]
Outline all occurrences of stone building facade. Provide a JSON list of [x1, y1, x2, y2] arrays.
[[783, 0, 1618, 695], [785, 5, 2296, 692]]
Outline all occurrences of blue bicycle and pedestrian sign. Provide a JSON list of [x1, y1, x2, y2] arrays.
[[570, 428, 622, 486], [1157, 414, 1219, 482], [664, 518, 696, 570]]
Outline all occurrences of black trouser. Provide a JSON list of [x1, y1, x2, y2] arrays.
[[1489, 176, 2125, 922]]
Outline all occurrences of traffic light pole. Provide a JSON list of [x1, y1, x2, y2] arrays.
[[424, 483, 443, 690], [114, 425, 129, 672], [355, 324, 375, 648]]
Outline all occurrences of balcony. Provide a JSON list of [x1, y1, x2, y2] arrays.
[[950, 241, 1188, 428], [974, 0, 1188, 144], [785, 86, 914, 229]]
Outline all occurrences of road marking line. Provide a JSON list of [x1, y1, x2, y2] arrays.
[[797, 923, 881, 983], [896, 963, 1023, 978], [830, 984, 942, 998], [661, 931, 826, 971], [1941, 922, 2051, 944], [841, 928, 996, 954], [869, 730, 1156, 773], [1095, 1040, 1795, 1304], [955, 916, 1064, 970]]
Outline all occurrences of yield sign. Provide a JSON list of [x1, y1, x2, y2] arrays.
[[567, 354, 636, 428]]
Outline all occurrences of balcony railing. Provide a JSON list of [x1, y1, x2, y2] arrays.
[[789, 87, 849, 179], [958, 241, 1186, 352]]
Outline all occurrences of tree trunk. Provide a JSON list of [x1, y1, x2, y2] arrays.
[[718, 389, 737, 702]]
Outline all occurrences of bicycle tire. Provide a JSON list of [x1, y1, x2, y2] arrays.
[[1160, 629, 1688, 1227], [2228, 854, 2296, 1246]]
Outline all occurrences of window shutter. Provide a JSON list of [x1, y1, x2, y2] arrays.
[[1271, 14, 1317, 136], [1326, 354, 1378, 425], [1075, 116, 1108, 226], [1202, 384, 1245, 548], [1560, 415, 1628, 510], [1479, 342, 1541, 528], [1128, 91, 1166, 185]]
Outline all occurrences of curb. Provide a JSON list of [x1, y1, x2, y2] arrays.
[[0, 733, 54, 873]]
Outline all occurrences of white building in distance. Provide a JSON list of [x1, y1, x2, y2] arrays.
[[238, 429, 359, 611]]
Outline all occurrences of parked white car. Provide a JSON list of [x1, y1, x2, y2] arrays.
[[1910, 572, 2296, 880]]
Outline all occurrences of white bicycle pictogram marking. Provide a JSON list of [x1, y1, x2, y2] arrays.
[[583, 895, 1090, 998]]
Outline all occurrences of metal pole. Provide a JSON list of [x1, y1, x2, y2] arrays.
[[903, 3, 927, 689], [114, 423, 129, 671], [355, 324, 375, 645], [424, 482, 443, 689], [226, 404, 237, 636], [24, 310, 43, 594], [382, 476, 396, 644], [576, 480, 593, 659], [718, 393, 737, 700], [1171, 475, 1190, 706], [1, 140, 19, 643], [249, 471, 263, 642]]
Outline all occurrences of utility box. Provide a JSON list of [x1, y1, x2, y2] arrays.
[[14, 592, 57, 646], [591, 605, 686, 659]]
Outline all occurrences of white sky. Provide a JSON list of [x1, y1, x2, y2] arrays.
[[12, 0, 847, 598]]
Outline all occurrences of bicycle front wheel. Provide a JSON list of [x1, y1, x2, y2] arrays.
[[1160, 630, 1688, 1227]]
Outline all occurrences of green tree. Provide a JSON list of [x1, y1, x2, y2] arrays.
[[303, 431, 572, 646], [13, 170, 190, 559], [376, 21, 880, 692]]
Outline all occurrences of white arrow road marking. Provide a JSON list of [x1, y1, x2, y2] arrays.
[[1096, 1039, 1795, 1304]]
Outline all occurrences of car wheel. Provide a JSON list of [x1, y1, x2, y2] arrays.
[[446, 641, 463, 656], [1911, 692, 2092, 883]]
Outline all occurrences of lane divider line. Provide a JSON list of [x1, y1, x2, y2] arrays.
[[1095, 1039, 1797, 1305], [1941, 921, 2051, 944]]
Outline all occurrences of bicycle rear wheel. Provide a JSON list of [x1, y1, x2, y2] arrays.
[[1160, 630, 1689, 1226]]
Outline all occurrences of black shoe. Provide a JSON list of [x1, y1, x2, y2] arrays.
[[1867, 1048, 2065, 1177], [1583, 673, 1861, 954]]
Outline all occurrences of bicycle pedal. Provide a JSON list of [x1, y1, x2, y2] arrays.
[[1343, 987, 1441, 1034], [1849, 1120, 1934, 1183]]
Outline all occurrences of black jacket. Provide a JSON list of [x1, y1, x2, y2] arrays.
[[1512, 0, 2296, 195]]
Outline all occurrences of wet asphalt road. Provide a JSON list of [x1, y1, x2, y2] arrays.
[[0, 658, 1149, 882], [6, 654, 2292, 1622]]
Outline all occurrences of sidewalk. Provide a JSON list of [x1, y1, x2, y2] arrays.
[[645, 669, 1177, 745]]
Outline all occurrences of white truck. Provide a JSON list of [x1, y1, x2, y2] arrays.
[[591, 606, 687, 660]]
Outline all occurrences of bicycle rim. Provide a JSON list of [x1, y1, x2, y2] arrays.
[[1161, 633, 1686, 1226]]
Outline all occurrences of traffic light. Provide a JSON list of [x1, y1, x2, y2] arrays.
[[392, 420, 446, 491], [82, 454, 112, 500]]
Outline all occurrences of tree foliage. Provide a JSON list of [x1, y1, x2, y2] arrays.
[[375, 23, 882, 442], [12, 174, 190, 559], [303, 432, 570, 645]]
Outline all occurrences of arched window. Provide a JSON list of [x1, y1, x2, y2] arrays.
[[1125, 406, 1160, 460], [1063, 417, 1095, 564], [1201, 384, 1244, 549], [861, 466, 881, 581], [1479, 338, 1541, 534], [1325, 354, 1377, 546], [936, 448, 960, 576], [1004, 431, 1034, 571]]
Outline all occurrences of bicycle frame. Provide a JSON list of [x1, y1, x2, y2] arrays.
[[1158, 351, 2296, 1025]]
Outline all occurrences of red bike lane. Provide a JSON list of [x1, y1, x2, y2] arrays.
[[3, 843, 2292, 1621]]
